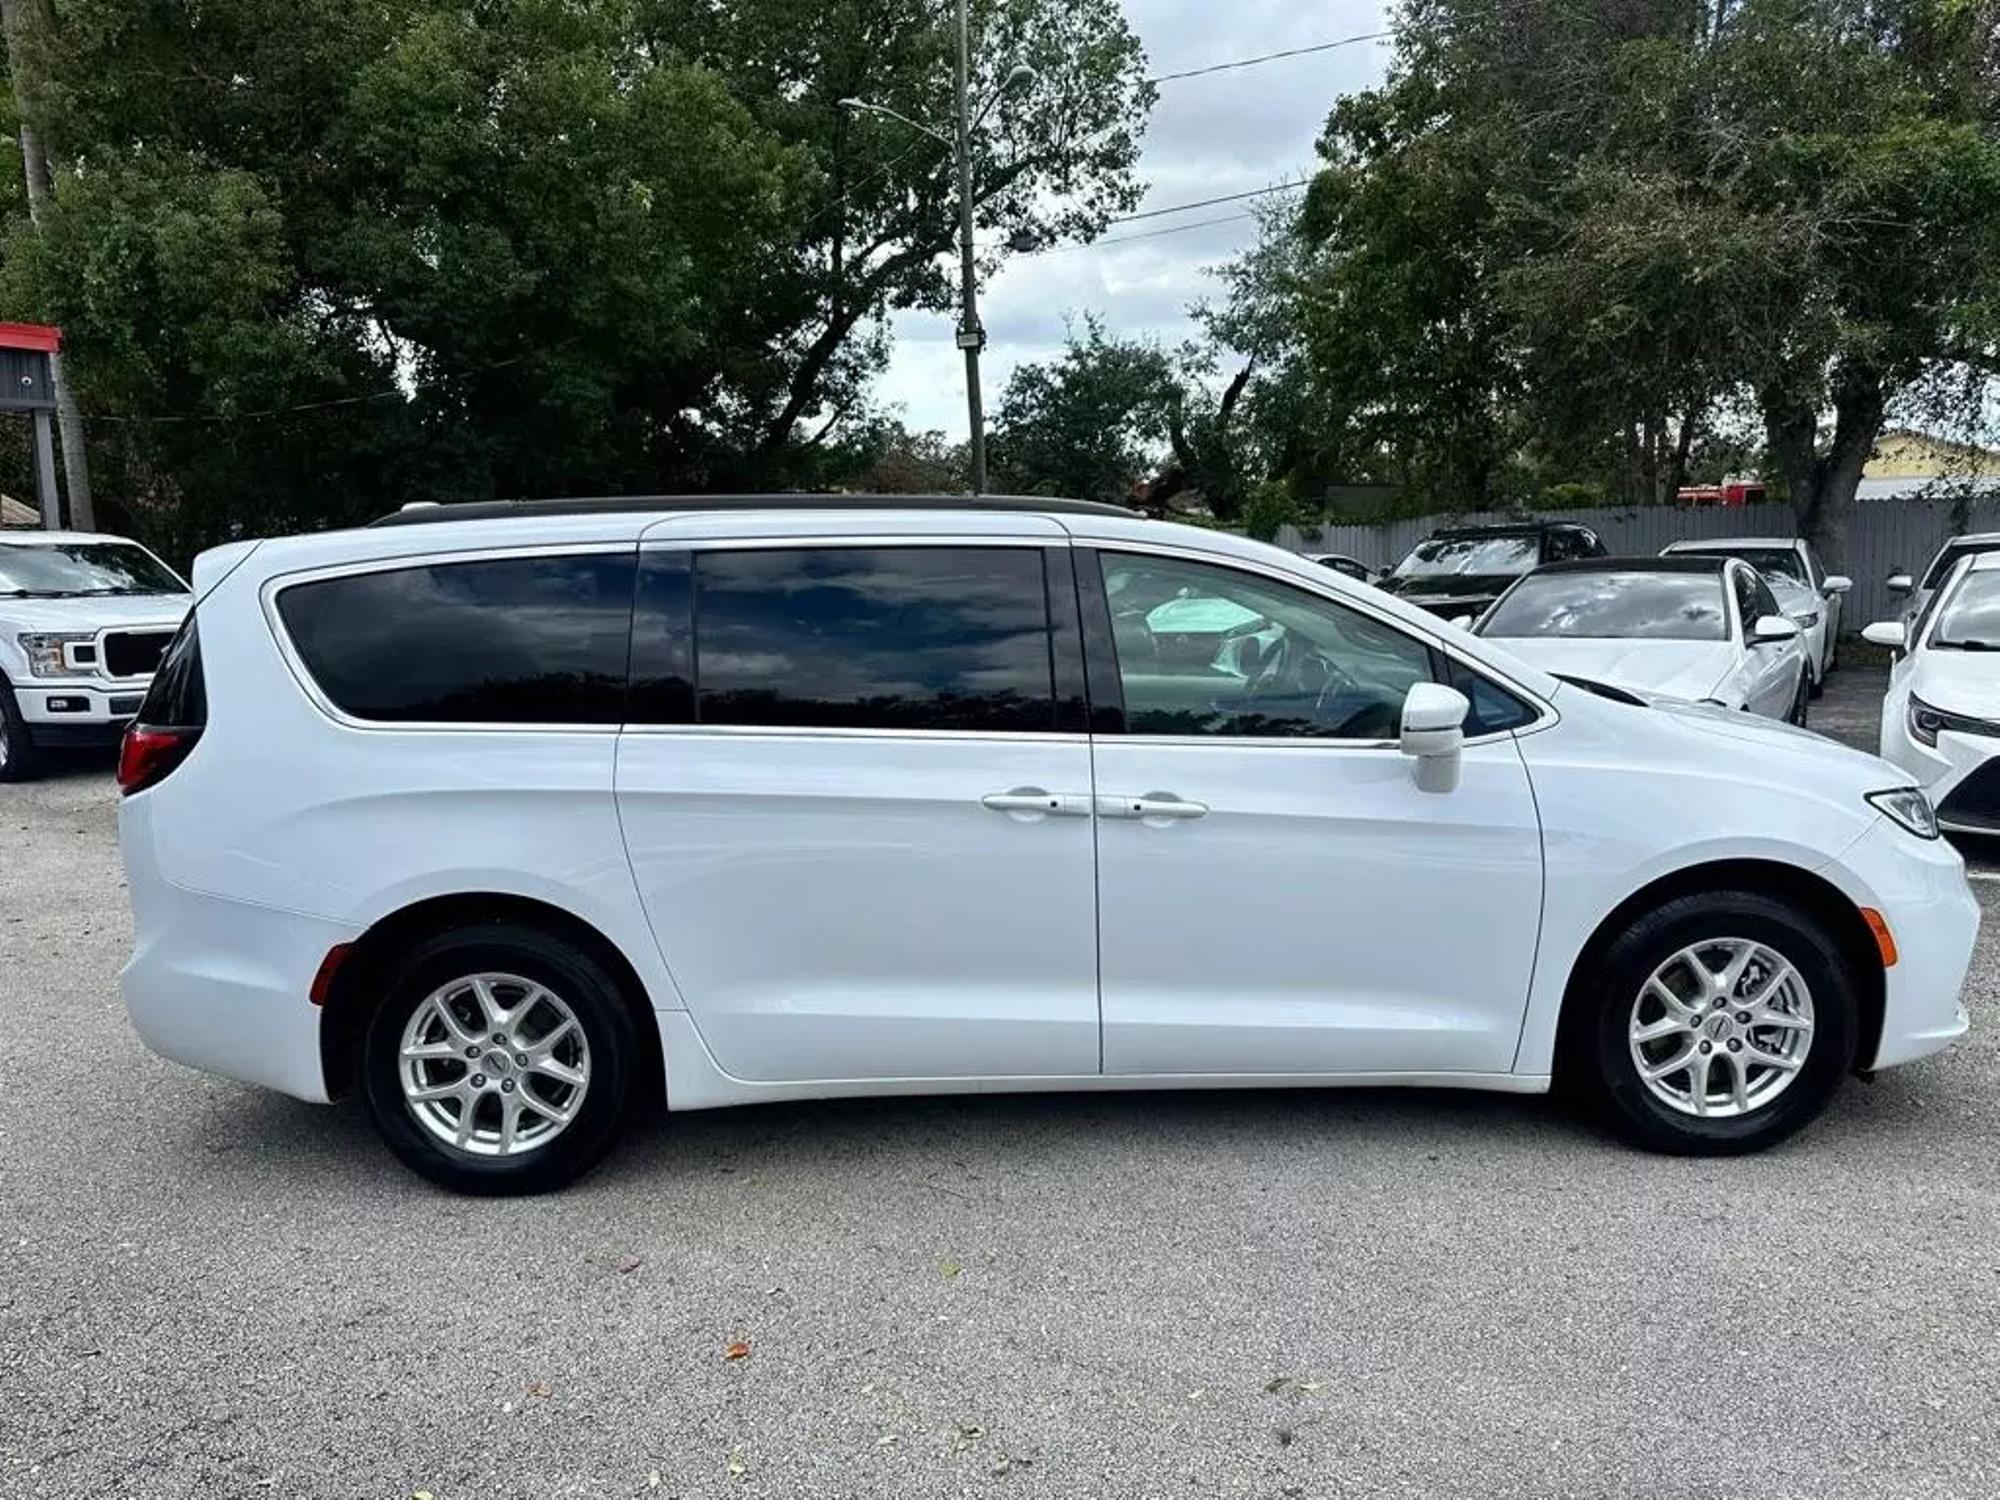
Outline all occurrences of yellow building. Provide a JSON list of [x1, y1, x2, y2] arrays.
[[1865, 428, 2000, 481]]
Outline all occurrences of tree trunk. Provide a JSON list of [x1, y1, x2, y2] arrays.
[[1666, 402, 1698, 501], [1760, 366, 1883, 572], [1, 0, 91, 530]]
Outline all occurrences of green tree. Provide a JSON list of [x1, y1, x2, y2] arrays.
[[990, 316, 1177, 504], [0, 0, 1153, 554]]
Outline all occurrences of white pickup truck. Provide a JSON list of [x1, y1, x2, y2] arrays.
[[0, 530, 191, 781]]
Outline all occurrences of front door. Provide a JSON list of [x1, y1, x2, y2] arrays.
[[615, 532, 1101, 1083], [1083, 547, 1545, 1077], [1732, 564, 1799, 716]]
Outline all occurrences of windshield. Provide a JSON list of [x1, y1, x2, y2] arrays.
[[1479, 571, 1728, 641], [1930, 571, 2000, 650], [0, 542, 188, 598], [1678, 546, 1806, 584], [1391, 535, 1540, 580]]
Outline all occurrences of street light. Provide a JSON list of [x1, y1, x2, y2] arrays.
[[840, 3, 1036, 494]]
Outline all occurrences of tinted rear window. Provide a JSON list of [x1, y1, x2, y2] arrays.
[[681, 546, 1057, 733], [277, 554, 635, 723], [136, 617, 206, 728]]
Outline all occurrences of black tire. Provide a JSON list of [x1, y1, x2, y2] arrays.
[[0, 679, 43, 783], [359, 923, 638, 1195], [1788, 673, 1810, 727], [1808, 662, 1825, 700], [1563, 890, 1858, 1155]]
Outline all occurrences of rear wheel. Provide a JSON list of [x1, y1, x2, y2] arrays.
[[1565, 890, 1857, 1154], [0, 681, 43, 783], [358, 923, 637, 1194]]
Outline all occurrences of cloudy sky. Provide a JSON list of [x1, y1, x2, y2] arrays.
[[874, 0, 1393, 437]]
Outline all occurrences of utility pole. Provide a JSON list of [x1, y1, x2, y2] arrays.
[[951, 0, 988, 494], [0, 0, 93, 531]]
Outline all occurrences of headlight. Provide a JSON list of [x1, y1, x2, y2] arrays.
[[1908, 695, 1997, 748], [1795, 611, 1821, 628], [16, 632, 95, 678], [1867, 786, 1940, 840]]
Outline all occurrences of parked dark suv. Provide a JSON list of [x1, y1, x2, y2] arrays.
[[1378, 521, 1608, 620]]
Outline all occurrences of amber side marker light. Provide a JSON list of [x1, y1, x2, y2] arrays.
[[1860, 908, 1899, 968]]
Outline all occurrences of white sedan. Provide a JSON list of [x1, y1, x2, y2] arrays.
[[1660, 538, 1850, 694], [1473, 557, 1810, 722], [1866, 549, 2000, 833]]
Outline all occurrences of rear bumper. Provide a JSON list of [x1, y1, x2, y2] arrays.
[[119, 800, 354, 1103]]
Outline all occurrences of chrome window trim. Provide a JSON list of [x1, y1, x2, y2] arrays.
[[620, 724, 1090, 746], [638, 533, 1068, 553], [261, 542, 637, 735], [1086, 540, 1558, 746]]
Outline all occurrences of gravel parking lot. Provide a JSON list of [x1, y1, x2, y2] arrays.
[[7, 666, 2000, 1499]]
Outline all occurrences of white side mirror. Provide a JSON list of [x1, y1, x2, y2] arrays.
[[1401, 683, 1470, 794], [1752, 614, 1800, 645], [1822, 574, 1852, 596], [1863, 621, 1908, 649], [1886, 572, 1915, 594], [1448, 613, 1475, 630]]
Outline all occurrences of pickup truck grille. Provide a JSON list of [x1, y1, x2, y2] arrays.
[[102, 630, 173, 679]]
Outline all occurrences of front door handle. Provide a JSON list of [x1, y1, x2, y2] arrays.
[[1098, 793, 1209, 821], [982, 788, 1091, 819]]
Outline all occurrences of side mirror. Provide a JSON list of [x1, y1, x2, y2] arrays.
[[1863, 621, 1908, 650], [1886, 572, 1915, 594], [1751, 614, 1800, 646], [1401, 682, 1470, 794], [1448, 613, 1475, 630], [1822, 574, 1853, 596]]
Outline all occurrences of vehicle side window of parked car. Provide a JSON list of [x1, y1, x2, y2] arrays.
[[1800, 544, 1824, 591], [1094, 551, 1434, 741], [666, 545, 1062, 734], [1728, 565, 1763, 636], [1749, 570, 1784, 626], [276, 552, 637, 724], [1443, 655, 1537, 735]]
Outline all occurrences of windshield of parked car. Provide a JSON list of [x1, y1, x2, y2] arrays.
[[0, 541, 188, 598], [1678, 546, 1806, 584], [1478, 570, 1729, 641], [1390, 535, 1540, 580], [1929, 571, 2000, 650], [1922, 541, 2000, 592]]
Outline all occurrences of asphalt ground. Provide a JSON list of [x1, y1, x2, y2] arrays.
[[5, 662, 1999, 1499]]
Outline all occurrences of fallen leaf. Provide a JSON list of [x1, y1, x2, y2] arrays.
[[525, 1381, 551, 1399], [645, 1471, 661, 1490], [724, 1341, 751, 1361], [1264, 1376, 1291, 1395], [939, 1260, 962, 1279], [616, 1256, 643, 1275], [500, 1401, 514, 1414], [726, 1447, 747, 1478], [955, 1422, 985, 1447], [875, 1433, 900, 1447]]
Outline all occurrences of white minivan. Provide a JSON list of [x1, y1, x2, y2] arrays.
[[118, 498, 1977, 1194]]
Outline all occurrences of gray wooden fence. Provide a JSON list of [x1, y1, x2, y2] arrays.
[[1277, 498, 2000, 633]]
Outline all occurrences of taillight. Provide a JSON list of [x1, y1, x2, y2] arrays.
[[117, 725, 200, 795]]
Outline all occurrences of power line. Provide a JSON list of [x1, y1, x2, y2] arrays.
[[1106, 179, 1310, 226], [1147, 29, 1394, 85]]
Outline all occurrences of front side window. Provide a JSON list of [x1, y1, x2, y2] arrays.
[[276, 553, 636, 724], [0, 541, 187, 598], [1098, 552, 1432, 740], [1481, 571, 1728, 642], [689, 546, 1058, 733]]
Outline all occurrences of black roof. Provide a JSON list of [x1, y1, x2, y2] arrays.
[[1534, 555, 1732, 576], [1430, 519, 1590, 538], [369, 493, 1142, 528]]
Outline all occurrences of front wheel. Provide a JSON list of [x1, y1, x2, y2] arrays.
[[1564, 890, 1858, 1154], [1787, 673, 1810, 727], [0, 682, 44, 783], [359, 924, 638, 1194]]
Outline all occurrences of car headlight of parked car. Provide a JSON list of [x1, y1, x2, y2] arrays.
[[1866, 786, 1941, 840], [1794, 610, 1821, 628], [1907, 695, 1999, 749], [16, 631, 95, 678]]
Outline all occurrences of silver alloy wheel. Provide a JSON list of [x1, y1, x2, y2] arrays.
[[398, 972, 590, 1158], [0, 708, 10, 771], [1628, 938, 1815, 1118]]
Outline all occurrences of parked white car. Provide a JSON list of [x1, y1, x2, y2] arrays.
[[1472, 557, 1812, 723], [1884, 532, 2000, 643], [1867, 549, 2000, 833], [1659, 537, 1850, 693], [118, 498, 1972, 1193], [0, 530, 191, 781]]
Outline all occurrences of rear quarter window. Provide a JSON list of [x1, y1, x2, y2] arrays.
[[275, 553, 636, 724]]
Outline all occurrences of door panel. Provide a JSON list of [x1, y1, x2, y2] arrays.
[[617, 733, 1099, 1081], [1083, 547, 1545, 1077]]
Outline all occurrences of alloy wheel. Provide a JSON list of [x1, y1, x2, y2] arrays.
[[1627, 938, 1814, 1118], [397, 972, 591, 1158]]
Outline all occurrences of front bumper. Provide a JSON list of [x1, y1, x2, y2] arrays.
[[120, 799, 354, 1102], [1879, 718, 2000, 834], [1832, 816, 1978, 1070], [11, 678, 148, 747]]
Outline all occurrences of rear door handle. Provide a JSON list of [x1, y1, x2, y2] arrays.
[[1098, 793, 1209, 821], [982, 787, 1092, 819]]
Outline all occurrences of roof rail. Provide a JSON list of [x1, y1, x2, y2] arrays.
[[368, 493, 1145, 528]]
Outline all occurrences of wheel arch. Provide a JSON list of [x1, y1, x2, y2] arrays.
[[318, 891, 666, 1106], [1553, 858, 1886, 1080]]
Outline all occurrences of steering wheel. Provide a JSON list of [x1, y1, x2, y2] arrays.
[[1242, 632, 1359, 726]]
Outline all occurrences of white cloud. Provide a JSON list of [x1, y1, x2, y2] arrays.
[[874, 0, 1393, 437]]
